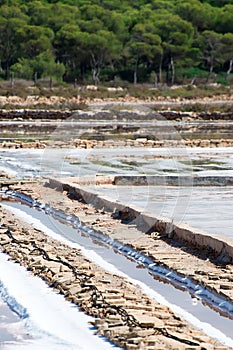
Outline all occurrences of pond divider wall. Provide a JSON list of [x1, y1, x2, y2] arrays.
[[51, 174, 233, 186], [113, 175, 233, 186], [48, 177, 233, 263]]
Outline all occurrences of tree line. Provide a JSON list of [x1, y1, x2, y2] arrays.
[[0, 0, 233, 86]]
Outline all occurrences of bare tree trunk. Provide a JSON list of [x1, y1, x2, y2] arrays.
[[154, 73, 158, 88], [49, 77, 53, 90], [159, 54, 163, 84], [206, 64, 213, 84], [206, 55, 214, 84], [92, 67, 99, 86], [34, 72, 38, 87], [90, 52, 101, 86], [5, 63, 10, 80], [166, 65, 170, 85], [134, 56, 138, 85], [10, 72, 14, 88], [170, 57, 175, 85], [226, 59, 233, 81], [191, 75, 196, 85]]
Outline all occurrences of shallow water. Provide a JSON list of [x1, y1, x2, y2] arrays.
[[0, 296, 33, 344], [1, 147, 233, 178], [86, 185, 233, 239], [1, 147, 233, 240]]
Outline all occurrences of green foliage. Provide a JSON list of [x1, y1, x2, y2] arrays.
[[11, 52, 65, 81], [215, 5, 233, 33], [175, 1, 218, 31], [0, 0, 233, 85]]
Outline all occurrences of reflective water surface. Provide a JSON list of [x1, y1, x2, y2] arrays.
[[1, 147, 233, 239]]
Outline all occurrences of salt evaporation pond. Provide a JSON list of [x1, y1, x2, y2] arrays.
[[1, 147, 233, 177], [86, 185, 233, 239], [0, 147, 233, 239]]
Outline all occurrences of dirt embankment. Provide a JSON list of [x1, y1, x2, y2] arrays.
[[0, 92, 233, 108], [1, 138, 233, 150], [0, 99, 233, 148], [0, 182, 230, 350], [0, 107, 233, 121]]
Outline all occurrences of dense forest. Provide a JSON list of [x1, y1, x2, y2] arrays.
[[0, 0, 233, 86]]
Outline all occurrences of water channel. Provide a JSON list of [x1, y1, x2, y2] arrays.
[[1, 198, 233, 346]]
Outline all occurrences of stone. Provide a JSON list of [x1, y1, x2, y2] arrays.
[[199, 343, 214, 350], [220, 282, 232, 290], [107, 325, 129, 337], [134, 315, 164, 328], [58, 264, 70, 273], [123, 293, 138, 301], [153, 311, 170, 320], [127, 337, 143, 344], [107, 320, 124, 327], [56, 273, 75, 284], [104, 293, 123, 300], [125, 304, 154, 312], [104, 297, 126, 305], [0, 227, 8, 234], [106, 288, 123, 294], [147, 335, 158, 346], [38, 259, 58, 268], [0, 237, 11, 245], [99, 279, 111, 284], [79, 263, 91, 270], [69, 285, 82, 295], [136, 329, 155, 337]]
